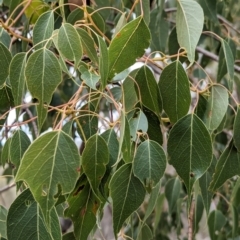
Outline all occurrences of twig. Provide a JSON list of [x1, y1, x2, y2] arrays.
[[0, 183, 16, 193], [188, 199, 195, 240]]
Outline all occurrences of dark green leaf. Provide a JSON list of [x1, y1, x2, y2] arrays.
[[108, 17, 151, 79], [165, 178, 181, 214], [133, 140, 166, 188], [0, 27, 11, 48], [159, 61, 191, 123], [233, 106, 240, 151], [0, 205, 7, 239], [1, 138, 11, 167], [58, 23, 82, 67], [208, 210, 226, 240], [137, 224, 153, 240], [25, 48, 62, 129], [193, 194, 204, 234], [0, 43, 12, 87], [7, 189, 61, 240], [209, 142, 240, 191], [16, 131, 80, 223], [109, 163, 145, 236], [135, 66, 162, 116], [204, 85, 228, 130], [9, 130, 31, 174], [230, 204, 238, 238], [121, 116, 132, 163], [198, 0, 218, 21], [168, 114, 212, 194], [82, 134, 109, 195], [9, 53, 27, 117], [65, 175, 100, 240], [33, 11, 54, 49]]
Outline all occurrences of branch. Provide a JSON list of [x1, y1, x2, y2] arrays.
[[0, 183, 16, 193]]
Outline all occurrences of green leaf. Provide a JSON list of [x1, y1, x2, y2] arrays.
[[77, 28, 99, 65], [65, 175, 100, 240], [168, 114, 212, 194], [230, 204, 238, 238], [9, 130, 31, 174], [62, 232, 76, 240], [112, 13, 127, 39], [234, 107, 240, 152], [108, 17, 151, 79], [195, 94, 208, 121], [0, 43, 12, 87], [165, 178, 181, 214], [135, 0, 150, 25], [219, 39, 235, 90], [128, 109, 148, 140], [204, 85, 228, 130], [143, 108, 163, 145], [0, 86, 14, 129], [9, 53, 27, 117], [149, 6, 169, 52], [0, 27, 11, 48], [98, 36, 109, 89], [109, 163, 145, 236], [198, 0, 218, 21], [82, 134, 109, 195], [176, 0, 204, 63], [208, 210, 226, 240], [135, 65, 162, 116], [143, 181, 160, 222], [7, 189, 61, 240], [159, 61, 191, 123], [121, 116, 132, 163], [58, 23, 82, 66], [199, 171, 213, 214], [25, 48, 62, 129], [0, 206, 7, 239], [209, 142, 240, 191], [193, 194, 204, 234], [76, 103, 98, 141], [33, 11, 54, 49], [122, 70, 138, 112], [16, 131, 80, 223], [137, 224, 153, 240], [153, 193, 165, 234], [79, 65, 100, 90], [231, 178, 240, 208], [1, 137, 11, 167], [133, 140, 166, 188]]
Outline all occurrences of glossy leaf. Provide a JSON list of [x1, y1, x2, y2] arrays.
[[233, 106, 240, 151], [165, 178, 181, 214], [9, 130, 31, 174], [108, 17, 151, 79], [25, 48, 62, 129], [208, 210, 226, 240], [82, 134, 109, 194], [0, 205, 7, 239], [7, 189, 61, 240], [112, 13, 127, 39], [33, 11, 54, 49], [168, 114, 212, 194], [159, 61, 191, 123], [133, 140, 166, 188], [135, 65, 162, 116], [176, 0, 204, 63], [98, 36, 109, 89], [204, 85, 228, 130], [109, 163, 145, 236], [0, 43, 12, 86], [16, 131, 80, 222], [9, 53, 26, 117], [121, 116, 132, 163], [58, 23, 82, 66], [77, 28, 98, 65], [209, 142, 240, 191], [65, 175, 100, 240]]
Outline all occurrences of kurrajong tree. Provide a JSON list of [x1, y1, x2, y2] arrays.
[[0, 0, 240, 239]]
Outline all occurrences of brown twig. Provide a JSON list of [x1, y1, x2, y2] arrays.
[[0, 183, 16, 194]]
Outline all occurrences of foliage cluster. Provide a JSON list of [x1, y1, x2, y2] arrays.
[[0, 0, 240, 239]]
